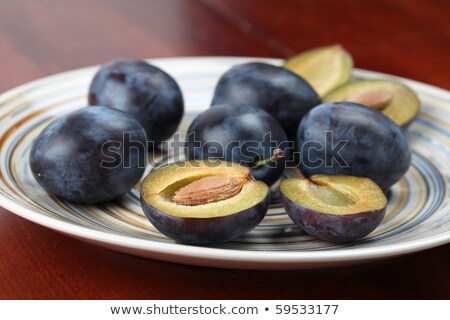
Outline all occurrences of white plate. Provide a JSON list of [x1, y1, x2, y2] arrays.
[[0, 57, 449, 270]]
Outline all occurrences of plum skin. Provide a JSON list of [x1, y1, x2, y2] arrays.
[[211, 62, 321, 139], [29, 106, 147, 204], [297, 102, 411, 190], [140, 191, 270, 245], [281, 192, 386, 242], [185, 103, 290, 186], [88, 59, 184, 146]]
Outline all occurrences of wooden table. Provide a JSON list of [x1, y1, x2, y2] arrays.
[[0, 0, 449, 299]]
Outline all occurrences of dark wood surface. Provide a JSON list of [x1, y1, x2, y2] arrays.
[[0, 0, 449, 299]]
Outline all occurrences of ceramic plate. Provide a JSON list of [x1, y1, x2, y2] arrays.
[[0, 57, 449, 270]]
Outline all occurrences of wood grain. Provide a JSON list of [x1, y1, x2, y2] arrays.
[[0, 0, 449, 299]]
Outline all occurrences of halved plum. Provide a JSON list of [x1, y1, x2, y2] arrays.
[[140, 160, 270, 245], [324, 79, 420, 128], [284, 44, 353, 97], [281, 175, 387, 242]]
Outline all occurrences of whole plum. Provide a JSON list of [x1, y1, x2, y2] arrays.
[[30, 106, 147, 203], [185, 104, 289, 186], [89, 59, 184, 146], [297, 102, 411, 190], [211, 62, 321, 139]]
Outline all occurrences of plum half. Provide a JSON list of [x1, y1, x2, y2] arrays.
[[211, 62, 320, 139], [281, 175, 387, 242], [324, 79, 420, 128], [297, 102, 411, 190], [284, 44, 353, 97], [140, 160, 270, 245]]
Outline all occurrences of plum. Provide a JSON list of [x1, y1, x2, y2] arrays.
[[140, 160, 270, 245], [323, 79, 420, 128], [284, 44, 353, 97], [281, 175, 387, 242], [88, 59, 184, 146], [185, 103, 289, 186], [30, 106, 147, 203], [211, 62, 320, 139], [297, 102, 411, 190]]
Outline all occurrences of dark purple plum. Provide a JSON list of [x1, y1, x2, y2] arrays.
[[88, 59, 184, 146], [280, 175, 387, 242], [185, 103, 290, 186], [297, 102, 411, 190], [211, 62, 321, 139], [140, 161, 270, 245], [30, 106, 147, 203]]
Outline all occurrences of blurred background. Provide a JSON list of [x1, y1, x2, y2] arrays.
[[0, 0, 448, 93]]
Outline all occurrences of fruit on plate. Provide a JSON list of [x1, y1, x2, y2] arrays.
[[323, 79, 420, 128], [284, 44, 353, 97], [185, 103, 289, 186], [297, 102, 411, 190], [211, 62, 320, 139], [30, 106, 147, 203], [280, 175, 387, 242], [88, 59, 184, 146], [140, 160, 270, 245]]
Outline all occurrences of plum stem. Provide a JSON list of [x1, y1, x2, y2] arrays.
[[252, 148, 285, 169]]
